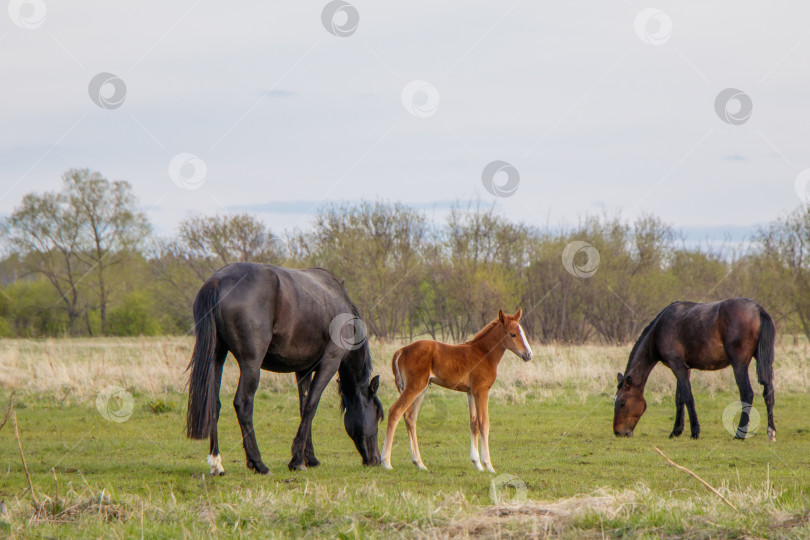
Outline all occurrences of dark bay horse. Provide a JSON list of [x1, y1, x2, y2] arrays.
[[614, 298, 776, 441], [186, 263, 383, 475], [381, 308, 533, 472]]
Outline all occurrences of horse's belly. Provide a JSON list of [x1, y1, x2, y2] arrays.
[[261, 353, 311, 373]]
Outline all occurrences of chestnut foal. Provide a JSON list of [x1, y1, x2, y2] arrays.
[[381, 308, 533, 472]]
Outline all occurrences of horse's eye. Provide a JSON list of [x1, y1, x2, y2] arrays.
[[620, 401, 626, 408], [510, 333, 516, 337]]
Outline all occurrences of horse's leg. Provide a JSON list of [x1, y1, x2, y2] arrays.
[[468, 392, 483, 471], [289, 348, 342, 471], [208, 346, 228, 475], [403, 388, 428, 470], [762, 379, 776, 442], [381, 375, 430, 470], [233, 362, 269, 474], [671, 364, 700, 439], [295, 370, 319, 467], [731, 359, 755, 439], [473, 387, 495, 473], [669, 370, 689, 438]]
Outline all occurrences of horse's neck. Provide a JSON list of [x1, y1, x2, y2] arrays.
[[627, 342, 658, 387]]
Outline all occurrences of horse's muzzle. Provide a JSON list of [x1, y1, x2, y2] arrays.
[[614, 429, 633, 437], [521, 352, 533, 362]]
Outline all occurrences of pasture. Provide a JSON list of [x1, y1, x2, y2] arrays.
[[1, 337, 810, 538]]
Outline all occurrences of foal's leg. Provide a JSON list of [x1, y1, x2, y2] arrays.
[[468, 392, 483, 471], [473, 388, 495, 473], [669, 370, 689, 438], [295, 370, 319, 467], [208, 347, 227, 475], [403, 388, 428, 470], [381, 374, 430, 470], [731, 359, 755, 439]]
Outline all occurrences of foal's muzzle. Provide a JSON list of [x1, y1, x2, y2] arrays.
[[521, 351, 533, 362]]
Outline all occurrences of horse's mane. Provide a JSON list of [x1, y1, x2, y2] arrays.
[[619, 306, 668, 388], [467, 319, 500, 344], [337, 302, 373, 391]]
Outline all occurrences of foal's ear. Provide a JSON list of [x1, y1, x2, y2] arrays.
[[616, 372, 623, 384], [498, 309, 506, 324], [369, 375, 380, 395], [514, 307, 523, 320]]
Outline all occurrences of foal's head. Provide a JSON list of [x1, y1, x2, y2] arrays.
[[498, 308, 533, 361], [613, 373, 647, 436]]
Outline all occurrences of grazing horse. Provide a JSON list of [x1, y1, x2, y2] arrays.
[[614, 298, 776, 441], [381, 308, 533, 472], [186, 263, 383, 475]]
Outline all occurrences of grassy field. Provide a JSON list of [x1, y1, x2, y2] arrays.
[[1, 337, 810, 538]]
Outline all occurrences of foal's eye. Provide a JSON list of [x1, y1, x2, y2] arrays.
[[510, 333, 517, 337]]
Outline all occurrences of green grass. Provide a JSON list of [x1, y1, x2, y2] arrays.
[[1, 383, 809, 538]]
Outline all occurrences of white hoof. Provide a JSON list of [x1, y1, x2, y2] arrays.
[[768, 428, 777, 442], [472, 461, 484, 472], [382, 460, 393, 470], [207, 454, 225, 476], [484, 464, 496, 473], [415, 462, 428, 471]]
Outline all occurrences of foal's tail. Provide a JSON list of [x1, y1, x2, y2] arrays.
[[755, 307, 776, 386], [391, 349, 405, 393], [186, 278, 221, 440]]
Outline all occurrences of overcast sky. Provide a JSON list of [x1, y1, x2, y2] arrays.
[[2, 1, 809, 241]]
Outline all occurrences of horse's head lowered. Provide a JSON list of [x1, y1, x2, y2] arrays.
[[613, 372, 646, 436], [339, 346, 383, 466], [498, 308, 533, 361]]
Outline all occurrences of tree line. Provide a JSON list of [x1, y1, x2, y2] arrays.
[[1, 168, 809, 343]]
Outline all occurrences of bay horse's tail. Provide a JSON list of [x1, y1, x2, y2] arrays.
[[186, 278, 221, 440], [755, 307, 776, 385], [391, 349, 405, 393]]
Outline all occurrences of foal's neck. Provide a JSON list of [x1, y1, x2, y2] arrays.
[[467, 320, 508, 362]]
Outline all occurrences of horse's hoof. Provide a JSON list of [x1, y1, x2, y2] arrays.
[[209, 470, 225, 477], [305, 456, 321, 468], [690, 434, 699, 440], [768, 428, 776, 442], [382, 461, 393, 470], [247, 461, 271, 475], [669, 432, 682, 439], [288, 460, 307, 471], [415, 463, 427, 471]]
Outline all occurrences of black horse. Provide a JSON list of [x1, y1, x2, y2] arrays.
[[613, 297, 776, 441], [186, 263, 383, 474]]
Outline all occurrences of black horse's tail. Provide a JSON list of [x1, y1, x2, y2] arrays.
[[755, 307, 776, 386], [186, 278, 221, 440]]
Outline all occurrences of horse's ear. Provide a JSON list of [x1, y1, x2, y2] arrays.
[[617, 372, 623, 383], [498, 310, 506, 324], [369, 375, 380, 395], [514, 307, 523, 320]]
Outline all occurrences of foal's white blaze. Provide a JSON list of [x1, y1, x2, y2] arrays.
[[518, 324, 533, 358], [207, 453, 225, 475]]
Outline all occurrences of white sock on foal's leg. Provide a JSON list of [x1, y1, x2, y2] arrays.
[[470, 435, 483, 471], [207, 453, 225, 476]]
